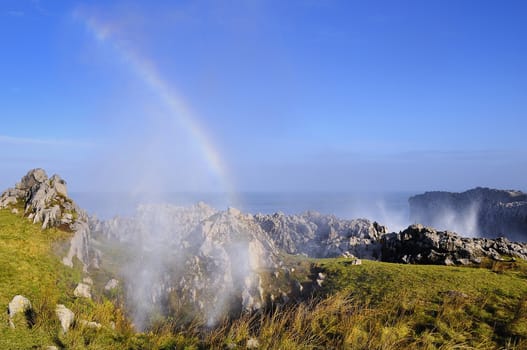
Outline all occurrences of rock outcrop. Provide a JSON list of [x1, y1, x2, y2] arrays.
[[381, 224, 527, 265], [90, 202, 391, 326], [0, 168, 86, 229], [92, 203, 282, 327], [0, 169, 99, 271], [254, 211, 387, 259], [409, 187, 527, 240]]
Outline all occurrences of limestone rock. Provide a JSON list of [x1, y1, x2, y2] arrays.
[[0, 188, 22, 208], [56, 304, 75, 333], [0, 169, 97, 271], [381, 224, 527, 265], [254, 211, 387, 259], [92, 203, 281, 327], [80, 320, 102, 329], [62, 220, 96, 272], [351, 259, 362, 265], [409, 187, 527, 240], [247, 338, 260, 349], [16, 168, 47, 190], [49, 174, 68, 197], [104, 278, 119, 291], [7, 295, 33, 328], [74, 283, 92, 299]]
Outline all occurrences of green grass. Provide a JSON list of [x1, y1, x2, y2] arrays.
[[0, 209, 140, 349], [312, 258, 527, 348], [0, 208, 82, 349], [1, 207, 527, 349]]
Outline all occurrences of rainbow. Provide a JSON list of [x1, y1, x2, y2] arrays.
[[76, 12, 238, 206]]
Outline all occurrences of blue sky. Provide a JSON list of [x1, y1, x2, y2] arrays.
[[1, 0, 526, 193]]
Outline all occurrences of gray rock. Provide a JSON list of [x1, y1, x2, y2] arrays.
[[91, 203, 281, 327], [49, 174, 68, 198], [56, 304, 74, 333], [247, 338, 260, 349], [0, 169, 98, 271], [104, 278, 119, 291], [7, 295, 32, 328], [0, 188, 22, 208], [409, 187, 527, 240], [254, 212, 386, 259], [74, 283, 92, 299], [80, 320, 102, 329], [63, 221, 95, 272], [16, 168, 47, 190], [381, 224, 527, 265]]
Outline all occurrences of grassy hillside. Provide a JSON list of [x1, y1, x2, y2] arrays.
[[0, 208, 526, 349], [0, 208, 189, 350], [312, 258, 527, 349]]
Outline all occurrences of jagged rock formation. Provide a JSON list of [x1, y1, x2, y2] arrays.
[[91, 204, 282, 327], [381, 224, 527, 265], [0, 169, 99, 271], [409, 187, 527, 240], [0, 168, 85, 229], [254, 211, 387, 259], [90, 203, 391, 327]]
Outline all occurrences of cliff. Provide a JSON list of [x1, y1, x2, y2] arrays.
[[409, 187, 527, 240]]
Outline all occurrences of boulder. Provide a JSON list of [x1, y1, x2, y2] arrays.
[[16, 168, 47, 190], [49, 174, 67, 198], [104, 278, 119, 291], [247, 338, 260, 349], [0, 188, 22, 208], [74, 283, 92, 299], [55, 304, 75, 333], [80, 320, 102, 329], [7, 295, 33, 328]]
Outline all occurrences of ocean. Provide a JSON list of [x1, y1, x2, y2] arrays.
[[71, 191, 415, 232]]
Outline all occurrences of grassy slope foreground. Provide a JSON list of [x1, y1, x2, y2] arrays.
[[0, 208, 527, 349], [0, 209, 180, 350]]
